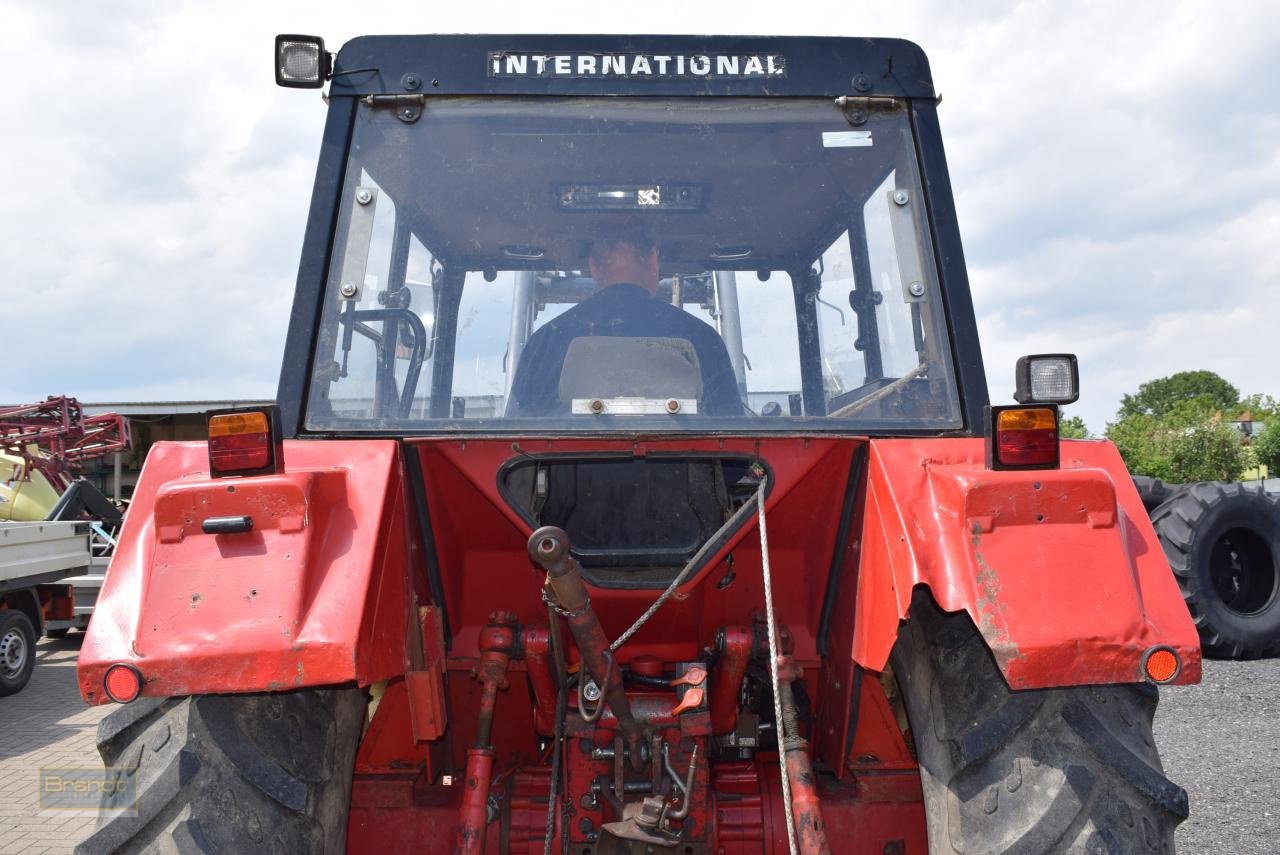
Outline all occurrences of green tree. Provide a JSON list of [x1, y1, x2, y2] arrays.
[[1118, 370, 1239, 420], [1060, 414, 1090, 439], [1232, 393, 1280, 421], [1106, 413, 1167, 477], [1254, 418, 1280, 474], [1105, 407, 1248, 482]]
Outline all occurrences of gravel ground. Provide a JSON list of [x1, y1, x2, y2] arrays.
[[1156, 657, 1280, 854]]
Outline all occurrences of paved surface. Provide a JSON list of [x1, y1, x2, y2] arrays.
[[1155, 657, 1280, 855], [0, 635, 1276, 853], [0, 634, 109, 855]]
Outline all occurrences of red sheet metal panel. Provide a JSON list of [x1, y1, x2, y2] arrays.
[[852, 437, 1201, 688], [77, 439, 409, 703], [411, 436, 856, 667]]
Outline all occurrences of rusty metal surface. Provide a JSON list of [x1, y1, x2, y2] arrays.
[[853, 437, 1202, 688], [531, 526, 646, 766], [709, 627, 751, 735], [454, 747, 495, 855]]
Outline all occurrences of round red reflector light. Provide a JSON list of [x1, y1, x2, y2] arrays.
[[104, 664, 143, 703], [1142, 647, 1180, 683]]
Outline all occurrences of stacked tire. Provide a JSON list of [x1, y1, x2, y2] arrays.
[[1144, 479, 1280, 659]]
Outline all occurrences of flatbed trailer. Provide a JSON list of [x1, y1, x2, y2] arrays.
[[0, 520, 92, 694]]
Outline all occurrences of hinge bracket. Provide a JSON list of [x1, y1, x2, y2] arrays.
[[835, 95, 899, 126], [362, 93, 427, 123]]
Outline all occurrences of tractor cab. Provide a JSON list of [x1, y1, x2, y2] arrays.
[[286, 37, 984, 437]]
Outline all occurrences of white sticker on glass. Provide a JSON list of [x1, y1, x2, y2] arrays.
[[822, 131, 873, 148]]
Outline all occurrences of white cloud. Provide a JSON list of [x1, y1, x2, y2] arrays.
[[1, 0, 1276, 432]]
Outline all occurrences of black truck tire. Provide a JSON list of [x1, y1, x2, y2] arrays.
[[0, 609, 38, 696], [1150, 481, 1280, 658], [77, 686, 365, 854], [890, 591, 1187, 854]]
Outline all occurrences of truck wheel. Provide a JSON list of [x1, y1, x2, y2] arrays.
[[890, 591, 1187, 854], [1150, 481, 1280, 658], [77, 686, 365, 854], [0, 609, 37, 696]]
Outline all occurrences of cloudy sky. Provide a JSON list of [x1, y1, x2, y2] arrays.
[[3, 0, 1276, 431]]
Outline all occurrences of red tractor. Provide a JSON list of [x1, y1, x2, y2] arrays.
[[77, 35, 1200, 854]]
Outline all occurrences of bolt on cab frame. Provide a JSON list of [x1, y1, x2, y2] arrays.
[[78, 35, 1200, 855]]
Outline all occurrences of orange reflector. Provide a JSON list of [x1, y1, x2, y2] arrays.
[[209, 411, 269, 437], [1143, 647, 1180, 683], [104, 664, 142, 703], [996, 407, 1057, 432], [988, 405, 1060, 469], [208, 411, 273, 474]]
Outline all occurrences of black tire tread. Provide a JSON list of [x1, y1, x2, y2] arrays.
[[76, 686, 365, 854], [891, 590, 1186, 854], [1149, 481, 1280, 659], [1130, 477, 1185, 516]]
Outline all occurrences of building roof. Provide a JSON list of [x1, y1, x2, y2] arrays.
[[81, 401, 274, 416]]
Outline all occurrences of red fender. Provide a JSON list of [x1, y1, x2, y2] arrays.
[[852, 437, 1200, 688], [78, 440, 411, 703]]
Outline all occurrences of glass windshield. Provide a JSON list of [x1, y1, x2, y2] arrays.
[[306, 96, 962, 431]]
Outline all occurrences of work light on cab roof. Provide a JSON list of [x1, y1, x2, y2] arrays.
[[275, 34, 331, 88]]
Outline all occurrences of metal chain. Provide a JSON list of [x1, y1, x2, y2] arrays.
[[541, 584, 590, 619], [610, 488, 763, 651], [758, 478, 798, 855]]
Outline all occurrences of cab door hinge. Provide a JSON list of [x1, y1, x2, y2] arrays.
[[834, 95, 899, 126], [362, 93, 427, 123]]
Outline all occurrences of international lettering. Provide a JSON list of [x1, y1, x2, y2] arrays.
[[488, 52, 786, 79]]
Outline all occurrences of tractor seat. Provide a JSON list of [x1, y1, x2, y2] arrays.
[[558, 336, 703, 414]]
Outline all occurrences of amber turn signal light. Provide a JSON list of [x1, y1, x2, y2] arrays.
[[1142, 646, 1180, 684], [104, 664, 143, 703], [986, 405, 1060, 470], [207, 407, 282, 477]]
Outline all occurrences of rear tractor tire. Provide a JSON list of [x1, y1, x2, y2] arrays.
[[1149, 481, 1280, 659], [891, 591, 1187, 854], [77, 686, 365, 854]]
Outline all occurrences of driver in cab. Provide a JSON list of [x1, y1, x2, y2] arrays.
[[506, 229, 742, 416]]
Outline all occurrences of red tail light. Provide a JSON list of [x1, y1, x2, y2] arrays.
[[1142, 646, 1181, 684], [986, 405, 1060, 470], [207, 407, 281, 476], [104, 664, 142, 703]]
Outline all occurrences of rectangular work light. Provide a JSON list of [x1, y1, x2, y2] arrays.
[[1014, 354, 1079, 405], [275, 34, 331, 88]]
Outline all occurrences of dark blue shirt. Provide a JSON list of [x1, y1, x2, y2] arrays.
[[507, 283, 742, 416]]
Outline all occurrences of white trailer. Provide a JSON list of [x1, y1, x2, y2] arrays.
[[0, 520, 92, 694]]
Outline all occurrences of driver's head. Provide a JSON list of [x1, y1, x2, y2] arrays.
[[588, 227, 659, 295]]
